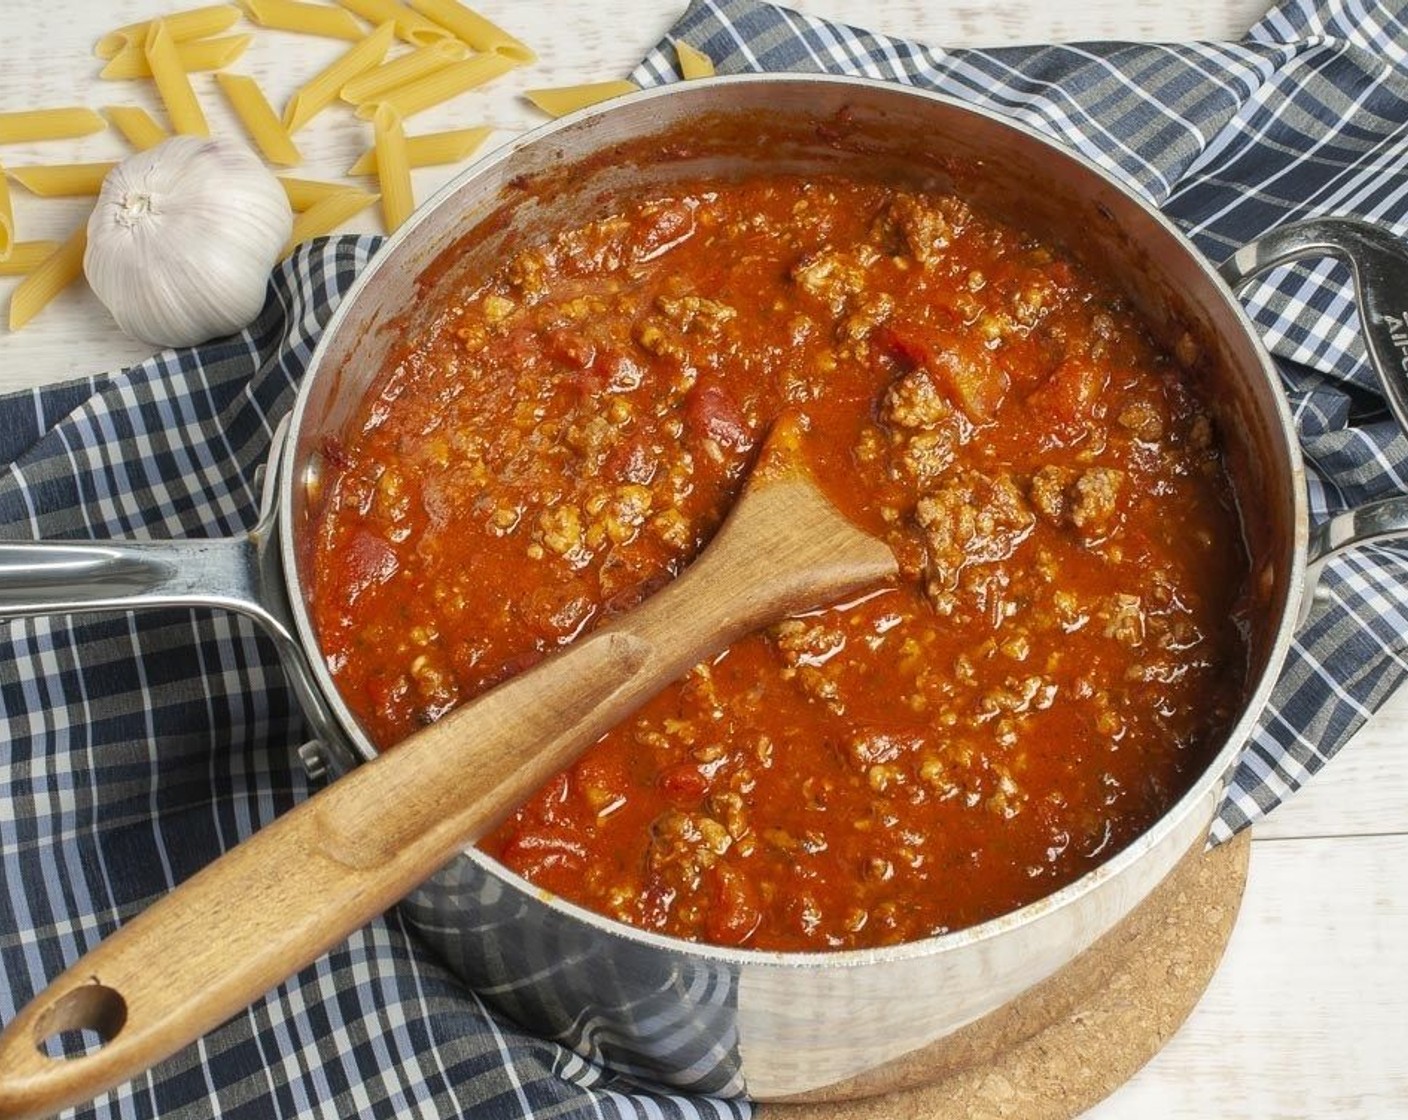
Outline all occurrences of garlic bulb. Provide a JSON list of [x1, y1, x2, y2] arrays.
[[84, 136, 293, 348]]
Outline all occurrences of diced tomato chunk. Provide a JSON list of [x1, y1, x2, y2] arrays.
[[685, 385, 753, 452], [1027, 357, 1109, 441], [658, 762, 709, 805], [930, 347, 1008, 423], [604, 436, 657, 485], [343, 531, 398, 604], [497, 827, 589, 879], [704, 863, 762, 946]]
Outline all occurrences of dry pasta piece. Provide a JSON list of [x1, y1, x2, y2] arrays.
[[333, 0, 448, 45], [353, 51, 514, 119], [371, 104, 413, 233], [0, 166, 11, 260], [145, 21, 210, 136], [675, 40, 715, 79], [339, 39, 468, 104], [8, 224, 87, 331], [283, 20, 396, 133], [283, 188, 378, 256], [0, 240, 62, 276], [217, 73, 301, 166], [240, 0, 367, 40], [103, 105, 169, 151], [6, 163, 117, 197], [407, 0, 535, 63], [95, 5, 241, 59], [100, 34, 251, 80], [524, 80, 639, 119], [0, 108, 106, 145], [280, 177, 375, 210], [347, 124, 490, 174]]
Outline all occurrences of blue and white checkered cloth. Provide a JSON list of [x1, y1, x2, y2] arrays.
[[3, 0, 1406, 1115]]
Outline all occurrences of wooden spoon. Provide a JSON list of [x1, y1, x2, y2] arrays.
[[0, 435, 897, 1120]]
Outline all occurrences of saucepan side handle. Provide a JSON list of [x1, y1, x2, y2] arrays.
[[1219, 216, 1408, 623], [0, 416, 344, 768]]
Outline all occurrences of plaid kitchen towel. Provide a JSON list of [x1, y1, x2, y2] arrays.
[[3, 0, 1407, 1116]]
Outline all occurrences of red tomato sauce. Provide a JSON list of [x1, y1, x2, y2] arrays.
[[309, 176, 1252, 951]]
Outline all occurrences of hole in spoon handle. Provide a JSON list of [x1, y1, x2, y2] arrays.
[[32, 981, 129, 1058]]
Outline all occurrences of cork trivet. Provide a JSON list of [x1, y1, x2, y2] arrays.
[[763, 830, 1251, 1119]]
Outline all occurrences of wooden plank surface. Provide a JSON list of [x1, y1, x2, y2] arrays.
[[3, 2, 1406, 1118], [1089, 833, 1408, 1120]]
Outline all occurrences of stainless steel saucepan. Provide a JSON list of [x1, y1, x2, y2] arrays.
[[3, 75, 1408, 1102]]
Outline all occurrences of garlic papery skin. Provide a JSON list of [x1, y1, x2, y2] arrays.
[[84, 136, 294, 349]]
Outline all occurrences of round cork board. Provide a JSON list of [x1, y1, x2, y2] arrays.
[[764, 831, 1251, 1119]]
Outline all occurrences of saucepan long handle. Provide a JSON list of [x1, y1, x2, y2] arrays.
[[0, 417, 346, 766], [0, 528, 344, 766], [1219, 216, 1408, 622], [0, 533, 263, 617]]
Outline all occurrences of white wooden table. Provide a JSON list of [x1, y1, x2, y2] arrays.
[[3, 2, 1405, 1117]]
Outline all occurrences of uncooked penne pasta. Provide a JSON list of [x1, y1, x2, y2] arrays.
[[0, 108, 106, 145], [0, 166, 12, 260], [675, 40, 715, 79], [8, 224, 87, 331], [240, 0, 367, 41], [333, 0, 448, 45], [339, 39, 468, 104], [371, 104, 413, 233], [103, 105, 170, 151], [346, 124, 490, 174], [283, 188, 379, 256], [99, 34, 251, 80], [353, 51, 515, 119], [279, 176, 372, 210], [407, 0, 535, 63], [283, 20, 396, 133], [95, 4, 241, 59], [217, 73, 301, 166], [524, 80, 639, 119], [0, 240, 62, 276], [6, 162, 117, 198], [145, 21, 210, 136]]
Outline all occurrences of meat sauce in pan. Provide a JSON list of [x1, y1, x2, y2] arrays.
[[310, 175, 1251, 951]]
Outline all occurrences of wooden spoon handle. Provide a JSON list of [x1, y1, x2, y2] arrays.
[[0, 473, 895, 1120]]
